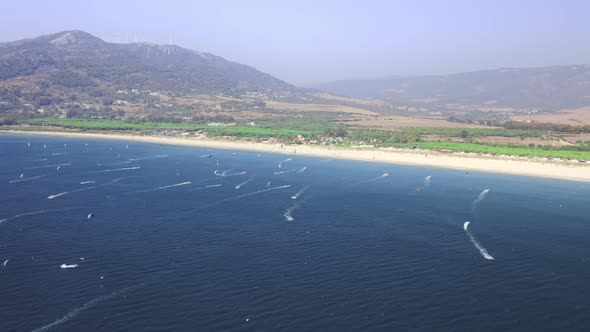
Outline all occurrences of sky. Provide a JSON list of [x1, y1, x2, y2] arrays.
[[1, 0, 589, 85]]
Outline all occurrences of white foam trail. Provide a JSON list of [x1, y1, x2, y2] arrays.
[[472, 189, 490, 211], [31, 280, 151, 332], [266, 181, 271, 188], [48, 187, 97, 200], [129, 155, 168, 161], [30, 158, 48, 162], [291, 185, 310, 200], [9, 175, 45, 183], [274, 170, 296, 175], [20, 173, 24, 178], [0, 208, 78, 224], [43, 144, 47, 149], [24, 163, 71, 170], [193, 185, 291, 211], [98, 160, 133, 166], [51, 152, 70, 156], [355, 173, 389, 185], [284, 203, 299, 222], [87, 166, 140, 174], [425, 175, 432, 185], [463, 221, 495, 260], [110, 176, 131, 183], [3, 259, 8, 267], [60, 264, 79, 269], [27, 142, 31, 147], [87, 213, 94, 220], [191, 184, 223, 192], [200, 154, 213, 158], [297, 166, 308, 173], [80, 181, 96, 185], [157, 182, 191, 190], [138, 181, 192, 192], [216, 169, 246, 177], [235, 178, 253, 189], [234, 185, 291, 199]]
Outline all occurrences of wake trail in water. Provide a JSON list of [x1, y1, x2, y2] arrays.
[[87, 166, 140, 174], [284, 196, 309, 222], [31, 279, 152, 332], [472, 189, 490, 212], [463, 221, 495, 260], [9, 175, 46, 183], [297, 166, 308, 173], [291, 185, 310, 199], [278, 158, 292, 169], [0, 208, 80, 224], [190, 184, 223, 192], [48, 187, 97, 200], [129, 155, 168, 161], [424, 175, 432, 186], [197, 185, 292, 211], [234, 185, 291, 200], [24, 163, 71, 170], [80, 181, 96, 185], [354, 173, 389, 185], [266, 181, 271, 188], [235, 177, 253, 189], [137, 181, 191, 192], [156, 181, 191, 190], [284, 203, 299, 222], [215, 169, 246, 177], [274, 170, 296, 175], [97, 160, 133, 167]]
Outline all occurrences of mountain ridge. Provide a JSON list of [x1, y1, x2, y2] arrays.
[[312, 64, 590, 109], [0, 30, 294, 94]]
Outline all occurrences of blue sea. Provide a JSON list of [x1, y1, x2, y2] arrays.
[[1, 133, 589, 331]]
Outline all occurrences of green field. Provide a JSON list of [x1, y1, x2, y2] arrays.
[[393, 141, 590, 160], [19, 118, 319, 139], [12, 117, 590, 160]]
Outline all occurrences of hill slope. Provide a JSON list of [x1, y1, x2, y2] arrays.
[[314, 65, 590, 109], [0, 30, 294, 97]]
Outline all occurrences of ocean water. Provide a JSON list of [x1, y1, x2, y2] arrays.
[[1, 133, 589, 332]]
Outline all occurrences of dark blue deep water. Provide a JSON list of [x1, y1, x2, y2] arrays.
[[1, 133, 589, 331]]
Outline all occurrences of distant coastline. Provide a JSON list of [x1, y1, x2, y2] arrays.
[[3, 129, 590, 182]]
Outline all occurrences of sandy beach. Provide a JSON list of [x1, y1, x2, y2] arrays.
[[3, 130, 590, 182]]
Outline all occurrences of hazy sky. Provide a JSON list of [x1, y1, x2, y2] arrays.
[[1, 0, 589, 85]]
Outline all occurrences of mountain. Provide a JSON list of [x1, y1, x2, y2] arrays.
[[313, 65, 590, 109], [0, 30, 294, 95]]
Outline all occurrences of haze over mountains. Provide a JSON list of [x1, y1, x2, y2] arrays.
[[1, 30, 590, 122], [314, 65, 590, 110]]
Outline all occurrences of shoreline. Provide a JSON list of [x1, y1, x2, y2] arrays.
[[3, 129, 590, 182]]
